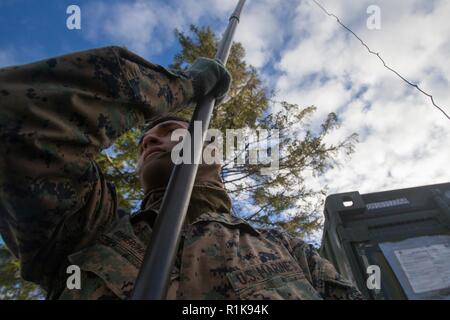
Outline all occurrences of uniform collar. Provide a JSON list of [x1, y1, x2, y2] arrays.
[[139, 182, 233, 224]]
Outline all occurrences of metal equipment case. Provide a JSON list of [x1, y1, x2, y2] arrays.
[[320, 182, 450, 299]]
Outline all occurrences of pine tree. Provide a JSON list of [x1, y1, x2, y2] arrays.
[[96, 25, 358, 237], [0, 244, 44, 300], [0, 25, 358, 299]]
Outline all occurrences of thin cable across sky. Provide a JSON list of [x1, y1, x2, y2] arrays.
[[312, 0, 450, 121]]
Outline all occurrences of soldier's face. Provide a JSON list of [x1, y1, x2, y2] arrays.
[[137, 120, 189, 192], [137, 120, 189, 169]]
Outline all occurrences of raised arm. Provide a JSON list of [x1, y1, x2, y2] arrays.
[[0, 46, 196, 289]]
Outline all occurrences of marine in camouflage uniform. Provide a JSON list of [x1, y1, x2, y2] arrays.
[[0, 46, 363, 300]]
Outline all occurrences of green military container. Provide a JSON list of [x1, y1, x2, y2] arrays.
[[320, 182, 450, 300]]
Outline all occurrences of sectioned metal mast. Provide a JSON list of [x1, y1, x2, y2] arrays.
[[131, 0, 247, 300]]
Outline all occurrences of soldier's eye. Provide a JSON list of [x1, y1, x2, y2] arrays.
[[162, 124, 179, 135]]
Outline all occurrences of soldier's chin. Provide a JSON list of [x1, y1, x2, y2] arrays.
[[139, 151, 175, 193]]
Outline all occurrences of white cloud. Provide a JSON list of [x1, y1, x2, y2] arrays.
[[0, 48, 17, 68], [83, 0, 450, 222], [268, 0, 450, 198], [83, 0, 299, 67], [83, 0, 241, 57]]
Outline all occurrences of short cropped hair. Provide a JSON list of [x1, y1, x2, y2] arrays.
[[138, 115, 189, 145]]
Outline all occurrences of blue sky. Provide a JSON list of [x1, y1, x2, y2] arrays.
[[0, 0, 90, 64], [1, 0, 450, 245], [0, 0, 191, 67]]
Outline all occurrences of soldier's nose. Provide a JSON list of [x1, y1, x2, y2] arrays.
[[142, 133, 163, 151]]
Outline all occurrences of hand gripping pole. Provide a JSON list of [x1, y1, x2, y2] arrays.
[[131, 0, 247, 300]]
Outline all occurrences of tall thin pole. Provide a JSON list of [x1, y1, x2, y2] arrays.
[[131, 0, 247, 300]]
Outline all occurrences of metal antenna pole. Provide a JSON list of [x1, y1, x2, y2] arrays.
[[131, 0, 247, 300]]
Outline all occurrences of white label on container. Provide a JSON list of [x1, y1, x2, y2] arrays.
[[394, 244, 450, 293]]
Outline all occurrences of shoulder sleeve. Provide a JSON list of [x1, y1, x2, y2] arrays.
[[0, 46, 194, 288]]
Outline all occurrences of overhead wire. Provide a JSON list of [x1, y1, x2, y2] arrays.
[[311, 0, 450, 121]]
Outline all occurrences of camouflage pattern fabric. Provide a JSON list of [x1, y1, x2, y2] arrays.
[[0, 47, 363, 300]]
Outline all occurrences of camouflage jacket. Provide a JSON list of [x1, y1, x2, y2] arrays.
[[0, 46, 363, 300]]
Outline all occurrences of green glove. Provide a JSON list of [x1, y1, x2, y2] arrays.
[[184, 57, 232, 105]]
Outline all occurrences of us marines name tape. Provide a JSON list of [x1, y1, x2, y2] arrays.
[[227, 259, 304, 292]]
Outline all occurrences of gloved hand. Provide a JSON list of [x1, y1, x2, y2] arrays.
[[184, 57, 232, 105]]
